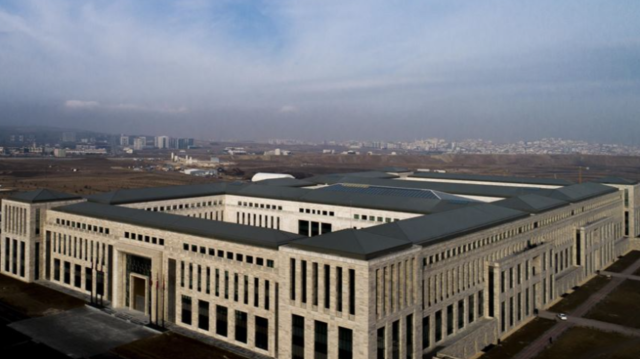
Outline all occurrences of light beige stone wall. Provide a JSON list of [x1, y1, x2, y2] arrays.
[[22, 185, 634, 359], [1, 198, 84, 283]]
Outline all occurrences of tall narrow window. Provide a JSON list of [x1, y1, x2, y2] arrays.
[[292, 315, 305, 359], [422, 316, 430, 349], [235, 310, 247, 343], [254, 278, 259, 307], [255, 316, 269, 350], [405, 314, 413, 359], [338, 327, 353, 359], [313, 263, 319, 306], [324, 265, 331, 309], [216, 305, 228, 337], [302, 260, 307, 304], [392, 320, 400, 359], [349, 269, 356, 315], [435, 310, 442, 342], [244, 275, 249, 304], [181, 295, 192, 325], [337, 267, 343, 312], [265, 280, 271, 310], [377, 327, 386, 359], [314, 320, 328, 359], [290, 258, 296, 301], [198, 300, 209, 331]]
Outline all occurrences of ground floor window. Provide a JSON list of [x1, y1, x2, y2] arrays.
[[377, 327, 385, 359], [63, 261, 71, 284], [181, 295, 192, 325], [314, 320, 328, 359], [339, 327, 353, 359], [216, 305, 228, 337], [255, 316, 269, 351], [292, 314, 305, 359], [85, 267, 92, 291], [235, 310, 247, 343], [54, 258, 60, 281], [74, 264, 82, 288], [198, 300, 209, 331], [392, 320, 400, 359]]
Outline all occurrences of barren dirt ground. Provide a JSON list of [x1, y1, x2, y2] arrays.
[[1, 153, 640, 200]]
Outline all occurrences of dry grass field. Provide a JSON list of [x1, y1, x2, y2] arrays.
[[1, 153, 640, 200]]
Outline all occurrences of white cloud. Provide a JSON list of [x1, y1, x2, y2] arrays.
[[278, 105, 297, 113], [64, 100, 100, 109], [64, 100, 187, 114]]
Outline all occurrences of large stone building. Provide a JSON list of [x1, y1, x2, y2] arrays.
[[2, 170, 640, 359]]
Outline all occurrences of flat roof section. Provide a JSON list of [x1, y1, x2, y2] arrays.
[[54, 202, 303, 249], [363, 204, 529, 247], [409, 172, 574, 186], [8, 189, 82, 204], [289, 229, 413, 260], [593, 177, 639, 185]]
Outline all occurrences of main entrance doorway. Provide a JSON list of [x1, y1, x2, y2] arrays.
[[125, 254, 152, 315], [132, 276, 146, 312]]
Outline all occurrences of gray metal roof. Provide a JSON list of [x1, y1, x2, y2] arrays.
[[316, 184, 477, 203], [88, 181, 474, 215], [87, 183, 229, 205], [8, 189, 82, 204], [362, 204, 529, 247], [289, 229, 412, 260], [254, 178, 316, 187], [493, 194, 569, 214], [546, 182, 618, 202], [593, 177, 639, 185], [307, 175, 544, 199], [54, 202, 303, 249], [409, 172, 574, 186], [380, 167, 411, 173]]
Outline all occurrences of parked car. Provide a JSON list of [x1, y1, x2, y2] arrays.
[[557, 313, 568, 321]]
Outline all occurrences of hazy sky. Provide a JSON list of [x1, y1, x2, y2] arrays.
[[1, 1, 639, 143]]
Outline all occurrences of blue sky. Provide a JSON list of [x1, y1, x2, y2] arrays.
[[0, 0, 639, 142]]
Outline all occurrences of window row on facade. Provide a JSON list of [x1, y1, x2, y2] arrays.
[[298, 207, 336, 217], [51, 231, 108, 267], [376, 258, 417, 317], [143, 199, 224, 212], [236, 211, 281, 230], [180, 261, 272, 311], [3, 237, 26, 278], [124, 231, 165, 246], [3, 205, 29, 236], [291, 314, 353, 359], [55, 218, 110, 236], [181, 243, 275, 268], [290, 259, 356, 316], [180, 297, 270, 352], [237, 201, 282, 211]]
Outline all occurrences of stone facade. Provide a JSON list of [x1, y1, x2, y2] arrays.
[[0, 175, 636, 359]]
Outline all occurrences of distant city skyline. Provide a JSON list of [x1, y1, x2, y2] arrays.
[[1, 1, 639, 144]]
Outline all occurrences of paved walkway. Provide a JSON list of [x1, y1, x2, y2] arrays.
[[601, 271, 640, 282], [538, 311, 640, 337], [9, 306, 159, 358], [513, 255, 640, 359]]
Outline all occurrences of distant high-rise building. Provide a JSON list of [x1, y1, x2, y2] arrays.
[[155, 136, 170, 149], [177, 138, 195, 149], [133, 137, 147, 150], [120, 135, 130, 147], [62, 132, 76, 143]]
